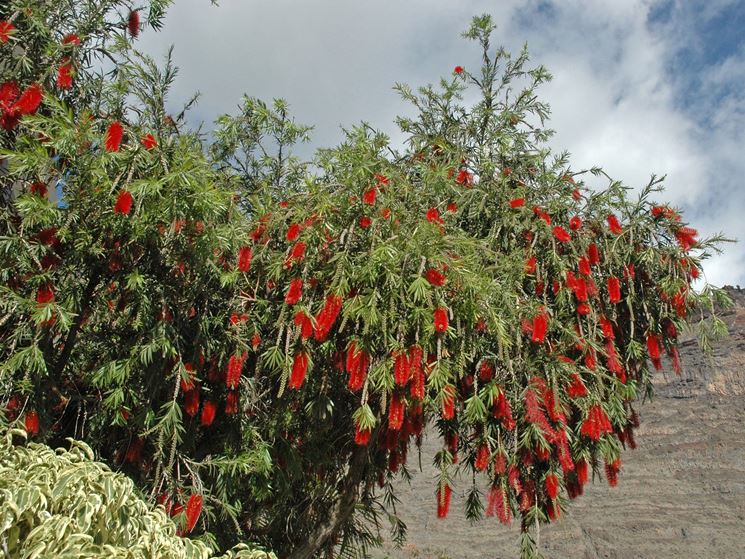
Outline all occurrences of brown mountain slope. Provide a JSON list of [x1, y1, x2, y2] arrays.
[[375, 287, 745, 559]]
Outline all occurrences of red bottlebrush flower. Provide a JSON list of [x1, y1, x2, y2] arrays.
[[346, 342, 369, 391], [393, 351, 411, 386], [374, 173, 389, 186], [13, 83, 43, 115], [362, 187, 377, 205], [57, 59, 73, 90], [141, 133, 157, 150], [553, 225, 571, 243], [225, 390, 239, 415], [576, 459, 589, 485], [578, 256, 591, 276], [478, 361, 494, 382], [525, 255, 536, 274], [531, 310, 548, 343], [580, 404, 613, 441], [114, 190, 133, 214], [29, 181, 47, 197], [493, 452, 507, 475], [607, 214, 623, 234], [289, 351, 309, 389], [567, 372, 588, 398], [533, 206, 552, 225], [577, 303, 591, 316], [474, 444, 490, 471], [125, 437, 144, 463], [36, 283, 55, 304], [184, 389, 200, 417], [453, 65, 464, 74], [284, 278, 303, 305], [441, 386, 455, 420], [313, 293, 343, 341], [545, 473, 559, 499], [607, 276, 621, 303], [425, 268, 446, 286], [486, 486, 511, 525], [225, 351, 247, 389], [409, 346, 425, 400], [251, 332, 261, 349], [604, 339, 624, 379], [600, 315, 615, 339], [446, 202, 457, 213], [388, 394, 405, 430], [236, 246, 253, 272], [572, 188, 581, 201], [35, 226, 59, 246], [426, 207, 443, 224], [294, 311, 313, 340], [180, 363, 197, 392], [286, 223, 301, 242], [289, 241, 306, 262], [510, 197, 525, 208], [200, 400, 217, 426], [62, 33, 81, 46], [354, 423, 372, 445], [127, 10, 140, 37], [456, 168, 474, 186], [105, 121, 123, 152], [433, 307, 449, 333], [493, 391, 515, 430], [555, 429, 575, 474], [675, 226, 698, 252], [0, 21, 16, 43], [184, 494, 203, 534], [588, 242, 601, 265], [524, 387, 558, 443], [359, 216, 372, 228], [436, 483, 452, 518], [569, 215, 582, 230], [24, 410, 40, 435], [605, 459, 621, 487], [646, 333, 662, 370]]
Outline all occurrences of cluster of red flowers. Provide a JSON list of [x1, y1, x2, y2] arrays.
[[580, 404, 613, 441], [0, 81, 43, 130]]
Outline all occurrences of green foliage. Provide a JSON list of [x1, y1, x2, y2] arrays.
[[0, 429, 275, 559]]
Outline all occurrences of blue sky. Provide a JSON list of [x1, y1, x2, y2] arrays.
[[139, 0, 745, 288]]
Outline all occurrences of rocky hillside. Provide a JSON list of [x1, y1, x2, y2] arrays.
[[376, 286, 745, 559]]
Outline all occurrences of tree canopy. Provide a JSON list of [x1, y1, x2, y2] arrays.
[[0, 4, 731, 558]]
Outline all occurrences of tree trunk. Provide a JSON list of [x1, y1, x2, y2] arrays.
[[287, 447, 368, 559]]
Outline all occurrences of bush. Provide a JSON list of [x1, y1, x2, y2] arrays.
[[0, 429, 275, 559]]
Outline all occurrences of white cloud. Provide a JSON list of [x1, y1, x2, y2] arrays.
[[138, 0, 744, 286]]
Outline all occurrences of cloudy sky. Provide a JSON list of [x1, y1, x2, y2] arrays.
[[138, 0, 745, 288]]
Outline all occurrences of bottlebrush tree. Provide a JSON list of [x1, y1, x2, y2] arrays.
[[0, 7, 732, 559]]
